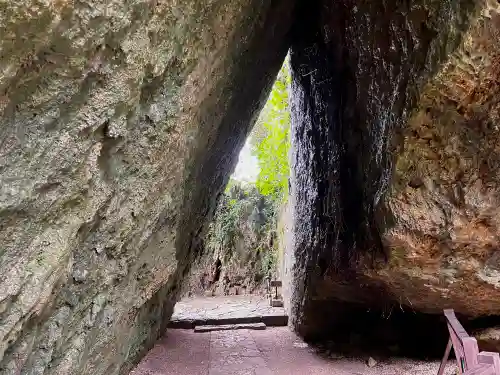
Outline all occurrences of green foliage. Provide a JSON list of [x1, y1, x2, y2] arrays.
[[204, 62, 291, 281], [251, 61, 291, 201], [207, 180, 278, 275]]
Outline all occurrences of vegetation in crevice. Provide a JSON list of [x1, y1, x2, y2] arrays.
[[207, 181, 278, 277], [185, 61, 291, 296]]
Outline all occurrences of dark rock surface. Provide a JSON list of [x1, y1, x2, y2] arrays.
[[0, 0, 295, 373], [288, 0, 500, 345]]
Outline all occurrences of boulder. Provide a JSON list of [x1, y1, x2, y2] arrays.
[[0, 0, 295, 373], [288, 0, 500, 348]]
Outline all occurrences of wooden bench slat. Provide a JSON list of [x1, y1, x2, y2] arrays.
[[439, 310, 500, 375], [478, 352, 500, 374], [464, 337, 480, 369], [464, 364, 495, 375]]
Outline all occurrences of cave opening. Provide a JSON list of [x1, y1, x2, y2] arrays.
[[179, 56, 291, 300], [304, 305, 500, 360]]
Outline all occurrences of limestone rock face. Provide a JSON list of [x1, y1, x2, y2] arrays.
[[289, 0, 500, 343], [0, 0, 294, 373]]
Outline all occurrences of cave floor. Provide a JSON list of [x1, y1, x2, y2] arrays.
[[129, 327, 457, 375]]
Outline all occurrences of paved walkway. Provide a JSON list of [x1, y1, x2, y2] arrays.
[[130, 328, 456, 375], [169, 296, 287, 328]]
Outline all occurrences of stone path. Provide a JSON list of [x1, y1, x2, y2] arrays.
[[130, 327, 458, 375], [169, 296, 287, 328]]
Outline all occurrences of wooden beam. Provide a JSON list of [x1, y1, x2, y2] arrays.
[[438, 338, 453, 375]]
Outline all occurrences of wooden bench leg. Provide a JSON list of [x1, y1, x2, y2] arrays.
[[438, 338, 453, 375]]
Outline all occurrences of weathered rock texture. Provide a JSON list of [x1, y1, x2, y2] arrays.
[[289, 0, 500, 349], [184, 184, 277, 297], [0, 0, 295, 373]]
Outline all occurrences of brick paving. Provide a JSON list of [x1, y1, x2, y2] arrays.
[[169, 296, 287, 328], [130, 327, 458, 375]]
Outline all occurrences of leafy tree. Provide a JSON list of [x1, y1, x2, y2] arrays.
[[251, 61, 291, 201], [207, 180, 278, 274]]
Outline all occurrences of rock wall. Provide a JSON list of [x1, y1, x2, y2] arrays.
[[277, 201, 293, 316], [183, 183, 278, 297], [289, 0, 500, 344], [4, 0, 500, 369], [0, 0, 295, 373]]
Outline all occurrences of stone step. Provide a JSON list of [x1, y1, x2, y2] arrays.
[[194, 322, 267, 333], [168, 314, 288, 329]]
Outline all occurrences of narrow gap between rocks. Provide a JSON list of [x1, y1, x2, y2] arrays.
[[180, 56, 291, 301]]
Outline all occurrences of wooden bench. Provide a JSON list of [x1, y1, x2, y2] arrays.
[[438, 309, 500, 375]]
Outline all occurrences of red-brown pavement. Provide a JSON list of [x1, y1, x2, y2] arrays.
[[130, 327, 457, 375]]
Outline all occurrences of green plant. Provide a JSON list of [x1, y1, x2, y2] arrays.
[[206, 181, 279, 272], [204, 63, 291, 282], [251, 61, 291, 202]]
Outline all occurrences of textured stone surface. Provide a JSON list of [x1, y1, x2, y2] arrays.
[[193, 323, 266, 333], [0, 0, 295, 373], [289, 0, 500, 341], [4, 0, 500, 370], [183, 186, 277, 298], [169, 296, 287, 329], [130, 327, 457, 375]]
